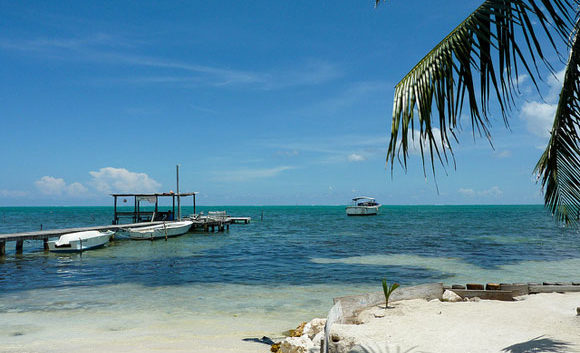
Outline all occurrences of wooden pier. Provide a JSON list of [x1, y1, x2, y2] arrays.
[[0, 214, 251, 255]]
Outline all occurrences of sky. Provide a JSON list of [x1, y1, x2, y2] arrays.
[[0, 1, 569, 206]]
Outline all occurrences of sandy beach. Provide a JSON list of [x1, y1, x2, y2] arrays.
[[326, 292, 580, 353]]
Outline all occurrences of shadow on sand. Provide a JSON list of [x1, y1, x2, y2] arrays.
[[502, 335, 572, 353]]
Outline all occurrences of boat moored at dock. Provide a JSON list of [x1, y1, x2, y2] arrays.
[[127, 221, 193, 240], [346, 196, 381, 216], [48, 230, 114, 252]]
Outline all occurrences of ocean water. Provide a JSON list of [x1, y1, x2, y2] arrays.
[[0, 205, 579, 352]]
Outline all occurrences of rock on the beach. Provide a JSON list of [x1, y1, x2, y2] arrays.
[[311, 331, 324, 349], [279, 336, 314, 353], [303, 318, 326, 340], [442, 290, 463, 302]]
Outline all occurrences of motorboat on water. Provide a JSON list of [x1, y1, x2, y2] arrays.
[[127, 220, 193, 240], [346, 196, 381, 216], [48, 230, 114, 252]]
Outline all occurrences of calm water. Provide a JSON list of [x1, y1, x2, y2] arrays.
[[0, 205, 579, 352]]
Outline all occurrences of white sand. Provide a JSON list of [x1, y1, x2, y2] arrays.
[[331, 292, 580, 353]]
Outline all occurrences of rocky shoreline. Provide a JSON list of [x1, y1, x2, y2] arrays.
[[271, 282, 580, 353]]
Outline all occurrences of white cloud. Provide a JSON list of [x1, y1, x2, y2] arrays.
[[347, 153, 366, 162], [458, 186, 503, 198], [217, 166, 294, 182], [35, 176, 67, 195], [89, 167, 161, 194], [495, 150, 512, 158], [407, 128, 447, 156], [480, 186, 503, 197], [458, 188, 475, 197], [521, 101, 555, 138], [34, 176, 88, 196], [67, 182, 88, 194], [519, 67, 566, 138]]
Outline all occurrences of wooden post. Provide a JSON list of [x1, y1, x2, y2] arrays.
[[113, 196, 118, 225], [43, 238, 49, 250], [193, 193, 196, 215], [172, 196, 175, 217], [133, 197, 137, 223], [16, 240, 24, 254], [0, 241, 5, 256], [226, 224, 230, 231]]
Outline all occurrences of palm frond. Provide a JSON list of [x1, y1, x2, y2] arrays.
[[534, 19, 580, 225], [386, 0, 578, 178]]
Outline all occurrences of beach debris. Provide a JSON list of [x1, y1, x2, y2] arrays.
[[381, 278, 400, 308], [289, 322, 307, 337], [374, 308, 385, 318], [442, 290, 463, 302], [242, 336, 275, 345]]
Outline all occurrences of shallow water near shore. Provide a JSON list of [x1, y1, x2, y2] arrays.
[[0, 205, 579, 352]]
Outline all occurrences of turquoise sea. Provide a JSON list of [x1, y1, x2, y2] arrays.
[[0, 205, 579, 352]]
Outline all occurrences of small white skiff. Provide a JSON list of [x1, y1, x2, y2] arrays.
[[127, 220, 193, 240], [48, 230, 114, 252]]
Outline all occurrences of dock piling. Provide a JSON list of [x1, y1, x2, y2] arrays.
[[0, 241, 5, 256], [15, 240, 24, 254], [43, 238, 49, 250]]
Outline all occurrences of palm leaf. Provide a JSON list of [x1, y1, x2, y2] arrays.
[[534, 19, 580, 225], [384, 0, 578, 181]]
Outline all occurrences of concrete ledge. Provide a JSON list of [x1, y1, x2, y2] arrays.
[[529, 285, 580, 294], [451, 289, 514, 301]]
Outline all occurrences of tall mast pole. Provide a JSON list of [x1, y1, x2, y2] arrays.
[[176, 164, 181, 221]]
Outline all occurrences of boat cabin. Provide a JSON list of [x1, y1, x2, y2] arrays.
[[111, 192, 197, 224], [351, 196, 379, 207]]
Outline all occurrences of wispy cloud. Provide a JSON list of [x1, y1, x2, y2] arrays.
[[0, 189, 29, 198], [458, 186, 503, 198], [347, 153, 366, 162], [215, 166, 294, 182], [0, 34, 341, 89], [299, 81, 391, 115], [494, 150, 512, 159]]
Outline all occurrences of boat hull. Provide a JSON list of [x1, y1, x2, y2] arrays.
[[346, 206, 380, 216], [128, 221, 193, 240], [48, 231, 113, 252]]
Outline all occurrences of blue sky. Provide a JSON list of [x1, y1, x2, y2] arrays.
[[0, 1, 567, 206]]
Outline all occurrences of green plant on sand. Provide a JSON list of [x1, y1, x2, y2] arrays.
[[382, 278, 400, 308]]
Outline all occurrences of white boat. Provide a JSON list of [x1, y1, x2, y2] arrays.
[[48, 230, 113, 252], [127, 220, 193, 240], [346, 196, 381, 216]]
